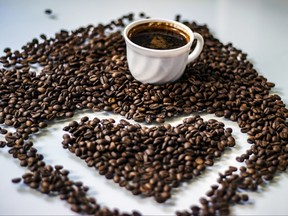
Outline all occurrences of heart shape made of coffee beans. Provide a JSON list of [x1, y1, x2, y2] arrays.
[[62, 115, 235, 203]]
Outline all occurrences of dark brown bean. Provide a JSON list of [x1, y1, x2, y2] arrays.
[[11, 177, 22, 183]]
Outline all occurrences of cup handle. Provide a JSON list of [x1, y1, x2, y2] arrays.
[[187, 33, 204, 64]]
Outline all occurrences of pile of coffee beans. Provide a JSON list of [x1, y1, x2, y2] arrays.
[[0, 12, 287, 215], [62, 115, 235, 203]]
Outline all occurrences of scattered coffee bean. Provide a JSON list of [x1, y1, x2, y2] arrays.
[[11, 177, 22, 183], [44, 9, 52, 15]]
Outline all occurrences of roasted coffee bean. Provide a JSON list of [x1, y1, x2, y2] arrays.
[[11, 177, 22, 183], [44, 9, 52, 15]]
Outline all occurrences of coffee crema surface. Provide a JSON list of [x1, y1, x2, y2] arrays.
[[128, 23, 189, 50]]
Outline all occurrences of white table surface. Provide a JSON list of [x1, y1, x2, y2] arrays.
[[0, 0, 288, 215]]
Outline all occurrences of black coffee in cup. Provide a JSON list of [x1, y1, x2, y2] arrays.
[[128, 22, 189, 50]]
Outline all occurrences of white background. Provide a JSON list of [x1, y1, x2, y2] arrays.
[[0, 0, 288, 215]]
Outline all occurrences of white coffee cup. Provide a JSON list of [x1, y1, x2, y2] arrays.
[[123, 18, 204, 84]]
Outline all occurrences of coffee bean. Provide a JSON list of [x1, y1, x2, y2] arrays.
[[11, 177, 22, 183], [241, 194, 249, 202], [44, 9, 52, 15]]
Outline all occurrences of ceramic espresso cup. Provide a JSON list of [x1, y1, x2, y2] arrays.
[[123, 18, 204, 84]]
